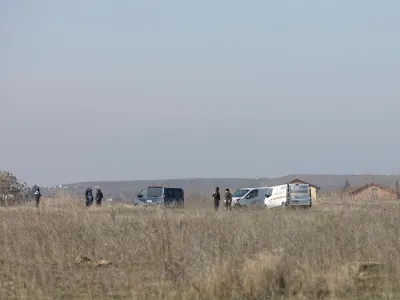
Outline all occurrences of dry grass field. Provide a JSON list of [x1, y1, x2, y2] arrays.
[[1, 193, 400, 299]]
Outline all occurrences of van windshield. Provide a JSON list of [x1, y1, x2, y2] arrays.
[[232, 189, 250, 198]]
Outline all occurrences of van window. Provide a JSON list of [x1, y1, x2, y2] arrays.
[[247, 189, 259, 199], [174, 189, 184, 199], [164, 188, 184, 199], [233, 189, 250, 198], [266, 188, 273, 197], [147, 187, 163, 197], [139, 188, 148, 198]]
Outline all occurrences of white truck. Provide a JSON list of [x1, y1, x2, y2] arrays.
[[265, 183, 312, 209]]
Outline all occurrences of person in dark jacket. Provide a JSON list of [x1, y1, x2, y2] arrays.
[[225, 188, 232, 211], [212, 187, 221, 210], [34, 188, 42, 208], [85, 188, 93, 207], [95, 188, 104, 206]]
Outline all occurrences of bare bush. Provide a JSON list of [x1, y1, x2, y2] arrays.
[[0, 171, 29, 206]]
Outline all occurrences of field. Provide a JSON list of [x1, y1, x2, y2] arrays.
[[1, 194, 400, 299]]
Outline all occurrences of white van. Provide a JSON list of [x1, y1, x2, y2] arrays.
[[232, 187, 271, 207], [264, 184, 288, 208], [264, 183, 312, 209]]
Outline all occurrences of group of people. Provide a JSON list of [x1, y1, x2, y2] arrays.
[[212, 187, 233, 211], [32, 187, 104, 208], [85, 187, 104, 207]]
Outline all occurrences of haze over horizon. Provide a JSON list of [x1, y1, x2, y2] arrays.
[[1, 0, 400, 186]]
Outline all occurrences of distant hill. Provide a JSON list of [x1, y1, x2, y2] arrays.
[[42, 174, 400, 201]]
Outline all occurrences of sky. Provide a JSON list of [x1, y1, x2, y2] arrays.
[[1, 0, 400, 186]]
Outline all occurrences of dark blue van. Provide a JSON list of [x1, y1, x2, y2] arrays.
[[133, 186, 184, 207]]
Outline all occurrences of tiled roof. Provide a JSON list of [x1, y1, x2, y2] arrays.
[[287, 178, 321, 190], [350, 183, 397, 195]]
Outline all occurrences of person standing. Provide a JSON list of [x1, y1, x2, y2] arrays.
[[34, 188, 42, 208], [85, 187, 94, 207], [225, 188, 232, 211], [212, 187, 220, 210], [95, 188, 104, 206]]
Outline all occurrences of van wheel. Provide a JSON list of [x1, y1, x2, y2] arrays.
[[171, 200, 179, 209]]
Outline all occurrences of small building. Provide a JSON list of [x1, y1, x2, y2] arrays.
[[350, 183, 398, 201], [286, 178, 320, 202]]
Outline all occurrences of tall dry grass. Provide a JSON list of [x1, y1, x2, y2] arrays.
[[1, 194, 400, 299]]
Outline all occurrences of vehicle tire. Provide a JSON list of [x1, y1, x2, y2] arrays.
[[169, 200, 180, 209], [234, 203, 242, 209]]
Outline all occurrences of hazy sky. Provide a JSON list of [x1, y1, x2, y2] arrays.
[[1, 0, 400, 186]]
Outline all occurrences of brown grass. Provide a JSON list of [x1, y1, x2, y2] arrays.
[[1, 193, 400, 299]]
